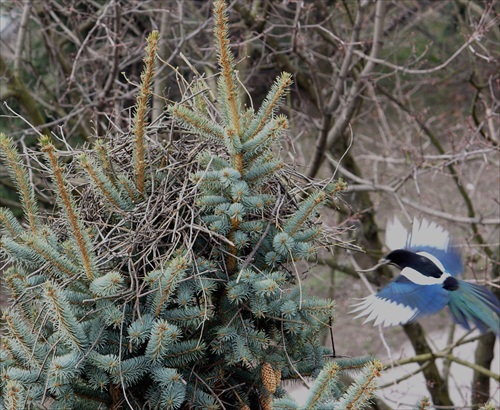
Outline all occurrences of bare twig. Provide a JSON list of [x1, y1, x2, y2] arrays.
[[13, 0, 32, 76]]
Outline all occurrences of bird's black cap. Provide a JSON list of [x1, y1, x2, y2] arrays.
[[383, 249, 442, 279]]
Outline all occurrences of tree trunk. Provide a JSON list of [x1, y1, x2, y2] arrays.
[[403, 322, 454, 407], [472, 246, 500, 407]]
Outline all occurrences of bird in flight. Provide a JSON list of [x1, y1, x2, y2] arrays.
[[352, 217, 500, 335]]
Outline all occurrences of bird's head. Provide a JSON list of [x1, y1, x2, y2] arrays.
[[381, 249, 443, 278]]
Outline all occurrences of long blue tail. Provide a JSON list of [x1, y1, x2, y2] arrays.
[[448, 281, 500, 335]]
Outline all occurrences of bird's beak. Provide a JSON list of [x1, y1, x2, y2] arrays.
[[357, 258, 390, 273]]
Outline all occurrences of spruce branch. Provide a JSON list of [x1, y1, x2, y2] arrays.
[[284, 191, 326, 236], [1, 232, 38, 265], [336, 360, 383, 410], [242, 115, 288, 154], [0, 134, 40, 234], [479, 403, 497, 410], [117, 173, 142, 203], [303, 362, 342, 408], [149, 255, 189, 317], [133, 30, 159, 195], [170, 103, 225, 141], [90, 271, 125, 297], [2, 267, 23, 290], [2, 308, 45, 368], [244, 159, 284, 184], [3, 380, 25, 410], [80, 154, 120, 209], [80, 154, 133, 211], [3, 267, 32, 322], [47, 352, 81, 391], [42, 281, 88, 352], [335, 356, 374, 372], [22, 234, 80, 278], [94, 139, 115, 181], [40, 136, 96, 282], [0, 208, 23, 238], [412, 397, 432, 410], [213, 0, 241, 136], [161, 340, 206, 367], [145, 319, 181, 363], [111, 356, 150, 388], [244, 73, 292, 143]]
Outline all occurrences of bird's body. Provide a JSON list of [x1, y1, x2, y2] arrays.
[[352, 218, 500, 335]]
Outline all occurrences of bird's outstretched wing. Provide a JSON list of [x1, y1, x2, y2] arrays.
[[386, 217, 463, 276], [351, 271, 450, 327], [384, 216, 409, 252]]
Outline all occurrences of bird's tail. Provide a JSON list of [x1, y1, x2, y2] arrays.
[[448, 281, 500, 335]]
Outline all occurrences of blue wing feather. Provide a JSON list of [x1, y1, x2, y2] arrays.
[[377, 276, 450, 317]]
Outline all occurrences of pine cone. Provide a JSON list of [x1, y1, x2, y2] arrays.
[[261, 362, 277, 394], [260, 394, 273, 410], [274, 368, 281, 386]]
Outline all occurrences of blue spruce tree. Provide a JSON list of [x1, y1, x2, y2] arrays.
[[0, 1, 381, 408]]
